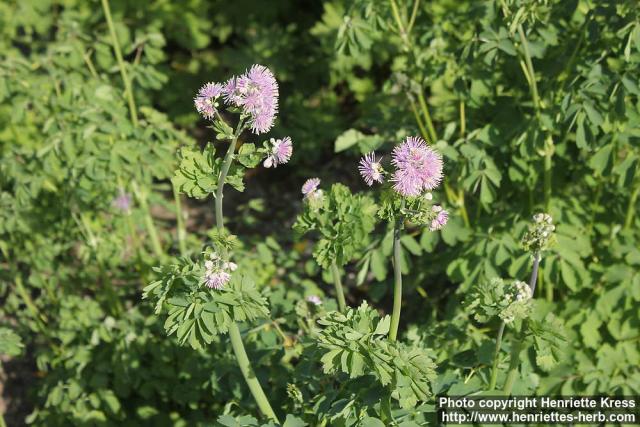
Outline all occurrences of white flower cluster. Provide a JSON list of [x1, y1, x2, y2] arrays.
[[500, 280, 533, 323], [522, 212, 556, 253], [203, 252, 237, 290]]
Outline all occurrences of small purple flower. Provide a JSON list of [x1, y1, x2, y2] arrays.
[[112, 189, 132, 214], [306, 295, 322, 306], [429, 205, 449, 231], [224, 65, 279, 135], [391, 136, 443, 197], [205, 270, 231, 290], [194, 82, 223, 119], [264, 137, 293, 168], [302, 178, 321, 196], [358, 152, 384, 186]]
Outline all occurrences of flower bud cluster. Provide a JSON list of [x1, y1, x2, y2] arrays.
[[522, 212, 556, 253], [203, 251, 237, 290], [500, 280, 533, 323]]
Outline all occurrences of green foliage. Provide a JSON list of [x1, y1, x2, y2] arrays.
[[315, 302, 437, 409], [1, 0, 640, 423], [465, 277, 533, 325], [143, 258, 270, 350], [172, 143, 246, 199], [0, 327, 23, 357], [294, 183, 377, 268]]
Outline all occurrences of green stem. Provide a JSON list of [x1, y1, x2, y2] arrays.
[[518, 24, 555, 212], [132, 181, 163, 258], [215, 121, 244, 231], [543, 138, 553, 212], [459, 99, 466, 138], [389, 0, 408, 44], [173, 181, 187, 256], [406, 0, 420, 35], [228, 323, 279, 422], [417, 91, 438, 143], [389, 212, 404, 342], [15, 276, 47, 325], [503, 252, 542, 392], [517, 24, 540, 112], [381, 396, 394, 423], [101, 0, 138, 126], [624, 179, 640, 231], [331, 261, 347, 313], [214, 120, 278, 423], [0, 406, 6, 427], [489, 322, 505, 390], [409, 96, 430, 141]]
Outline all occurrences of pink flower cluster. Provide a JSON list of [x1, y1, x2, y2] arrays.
[[194, 64, 279, 135], [264, 137, 293, 168], [429, 205, 449, 231], [358, 136, 443, 197], [391, 136, 443, 197], [358, 136, 449, 231], [203, 252, 237, 290]]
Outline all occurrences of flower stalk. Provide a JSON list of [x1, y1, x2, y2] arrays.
[[331, 261, 347, 313], [503, 250, 541, 394], [389, 211, 404, 342], [213, 119, 279, 423]]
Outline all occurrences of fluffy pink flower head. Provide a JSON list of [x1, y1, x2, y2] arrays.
[[224, 65, 279, 135], [205, 270, 230, 290], [264, 137, 293, 168], [391, 136, 443, 197], [194, 82, 223, 119], [358, 152, 384, 186], [429, 205, 449, 231], [302, 178, 321, 196]]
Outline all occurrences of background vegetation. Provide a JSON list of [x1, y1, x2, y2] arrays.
[[1, 0, 639, 425]]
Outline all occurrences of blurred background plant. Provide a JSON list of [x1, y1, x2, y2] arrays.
[[0, 0, 639, 425]]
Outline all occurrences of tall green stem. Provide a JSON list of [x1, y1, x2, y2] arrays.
[[409, 96, 430, 141], [101, 0, 138, 126], [417, 91, 438, 144], [227, 323, 278, 422], [517, 24, 555, 211], [389, 213, 404, 342], [517, 24, 540, 112], [214, 121, 278, 423], [503, 252, 541, 393], [331, 261, 347, 313], [173, 181, 187, 256], [489, 322, 505, 390]]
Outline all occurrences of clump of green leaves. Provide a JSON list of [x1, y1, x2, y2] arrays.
[[314, 302, 437, 409], [294, 183, 377, 268], [143, 257, 269, 349], [465, 277, 533, 325], [0, 326, 23, 356]]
